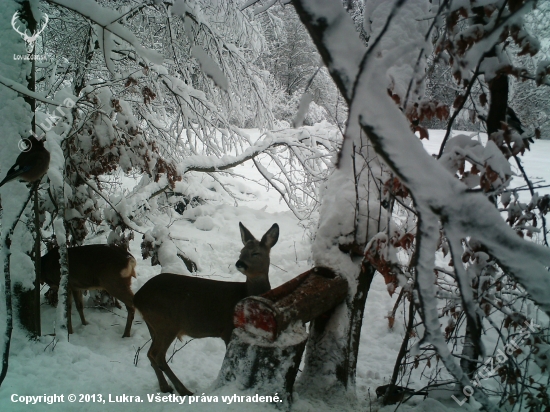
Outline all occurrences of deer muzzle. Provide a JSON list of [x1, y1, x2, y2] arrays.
[[235, 260, 247, 273]]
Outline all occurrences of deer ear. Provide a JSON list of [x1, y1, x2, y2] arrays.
[[239, 222, 255, 245], [260, 223, 279, 249]]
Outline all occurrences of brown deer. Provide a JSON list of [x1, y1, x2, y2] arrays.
[[134, 222, 279, 396], [41, 244, 136, 338]]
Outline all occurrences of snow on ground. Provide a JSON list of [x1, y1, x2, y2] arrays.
[[1, 129, 549, 411]]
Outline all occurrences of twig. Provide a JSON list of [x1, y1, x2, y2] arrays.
[[270, 263, 288, 273], [134, 338, 151, 366], [43, 336, 57, 352], [385, 292, 415, 405], [506, 142, 549, 247], [167, 339, 194, 363], [437, 64, 482, 159]]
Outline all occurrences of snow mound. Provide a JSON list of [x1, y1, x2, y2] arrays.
[[195, 215, 215, 231]]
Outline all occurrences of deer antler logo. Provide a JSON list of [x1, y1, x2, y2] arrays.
[[11, 12, 49, 52]]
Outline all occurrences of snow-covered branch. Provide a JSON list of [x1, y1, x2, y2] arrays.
[[46, 0, 163, 66], [293, 0, 550, 407]]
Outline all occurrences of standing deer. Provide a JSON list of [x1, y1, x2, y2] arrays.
[[41, 244, 136, 338], [134, 222, 279, 396]]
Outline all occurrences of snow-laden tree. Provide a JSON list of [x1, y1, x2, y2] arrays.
[[286, 0, 550, 410], [0, 0, 38, 386], [0, 0, 341, 387], [510, 2, 550, 140], [1, 0, 343, 248], [252, 3, 347, 128]]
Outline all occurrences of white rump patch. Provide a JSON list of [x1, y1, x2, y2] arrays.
[[120, 256, 137, 278]]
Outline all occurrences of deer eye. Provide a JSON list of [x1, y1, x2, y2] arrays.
[[252, 253, 260, 257]]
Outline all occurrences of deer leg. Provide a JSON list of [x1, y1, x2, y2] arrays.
[[149, 327, 192, 396], [72, 288, 88, 326], [107, 284, 134, 338], [122, 303, 135, 338], [145, 323, 173, 394]]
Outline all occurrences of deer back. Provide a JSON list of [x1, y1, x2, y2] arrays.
[[135, 273, 248, 339], [41, 244, 136, 290]]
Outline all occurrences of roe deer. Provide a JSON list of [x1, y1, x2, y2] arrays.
[[41, 244, 137, 338], [134, 222, 279, 396]]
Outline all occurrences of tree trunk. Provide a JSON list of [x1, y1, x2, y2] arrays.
[[0, 188, 36, 386], [486, 74, 508, 136], [13, 0, 41, 339], [216, 327, 307, 410], [16, 188, 42, 339], [220, 268, 347, 407], [289, 0, 390, 399], [297, 262, 376, 394], [54, 179, 70, 338], [460, 317, 482, 378], [459, 71, 508, 376], [43, 134, 70, 337]]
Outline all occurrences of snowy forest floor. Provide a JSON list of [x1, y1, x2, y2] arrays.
[[0, 129, 549, 412]]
